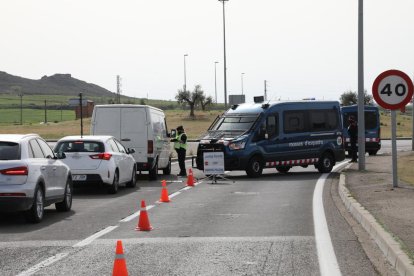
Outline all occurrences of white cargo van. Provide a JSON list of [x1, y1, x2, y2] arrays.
[[90, 104, 171, 180]]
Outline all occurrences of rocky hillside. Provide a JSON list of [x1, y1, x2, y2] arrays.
[[0, 71, 117, 98]]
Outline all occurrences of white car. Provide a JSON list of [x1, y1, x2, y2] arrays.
[[54, 136, 137, 194], [0, 134, 72, 223]]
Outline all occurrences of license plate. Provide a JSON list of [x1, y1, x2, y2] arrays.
[[72, 175, 87, 181]]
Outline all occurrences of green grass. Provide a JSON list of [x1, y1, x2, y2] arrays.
[[0, 108, 75, 125]]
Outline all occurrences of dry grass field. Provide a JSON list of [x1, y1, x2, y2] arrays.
[[0, 110, 224, 139]]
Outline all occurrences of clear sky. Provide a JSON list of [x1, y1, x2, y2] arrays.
[[1, 0, 413, 103]]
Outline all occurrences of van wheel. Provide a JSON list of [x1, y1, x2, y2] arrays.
[[368, 150, 378, 156], [55, 178, 73, 212], [163, 159, 171, 175], [126, 166, 137, 188], [276, 166, 291, 173], [149, 162, 158, 180], [246, 156, 263, 177], [317, 153, 334, 173], [25, 185, 44, 223], [108, 171, 119, 194]]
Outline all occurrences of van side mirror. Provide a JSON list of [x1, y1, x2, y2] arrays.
[[128, 148, 135, 154], [170, 129, 176, 137]]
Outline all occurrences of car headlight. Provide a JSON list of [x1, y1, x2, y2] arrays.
[[228, 140, 246, 150]]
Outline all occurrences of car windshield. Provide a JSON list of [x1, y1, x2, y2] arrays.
[[55, 141, 105, 153], [212, 116, 257, 132], [0, 142, 20, 160]]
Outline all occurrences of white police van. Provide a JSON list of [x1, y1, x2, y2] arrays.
[[196, 101, 345, 177]]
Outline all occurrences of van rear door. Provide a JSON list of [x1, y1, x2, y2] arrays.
[[121, 107, 147, 163], [91, 107, 121, 138]]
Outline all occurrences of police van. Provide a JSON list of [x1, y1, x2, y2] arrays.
[[341, 105, 381, 156], [196, 101, 345, 177]]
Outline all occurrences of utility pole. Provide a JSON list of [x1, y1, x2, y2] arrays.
[[116, 75, 122, 104], [79, 93, 83, 137], [357, 0, 366, 170], [19, 93, 23, 125], [44, 100, 47, 124], [219, 0, 229, 108], [264, 80, 267, 101]]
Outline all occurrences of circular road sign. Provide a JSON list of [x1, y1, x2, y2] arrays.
[[372, 69, 414, 110]]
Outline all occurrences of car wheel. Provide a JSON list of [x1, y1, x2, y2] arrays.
[[163, 159, 171, 175], [317, 152, 334, 173], [246, 156, 263, 177], [126, 166, 137, 188], [25, 185, 44, 223], [55, 178, 73, 212], [276, 166, 291, 173], [108, 171, 119, 194], [149, 161, 158, 181]]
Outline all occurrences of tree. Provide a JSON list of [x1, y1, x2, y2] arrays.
[[175, 85, 204, 117], [340, 90, 373, 106], [199, 95, 213, 111]]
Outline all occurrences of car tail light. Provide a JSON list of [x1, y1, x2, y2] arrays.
[[0, 166, 28, 175], [148, 140, 153, 154], [89, 153, 112, 160]]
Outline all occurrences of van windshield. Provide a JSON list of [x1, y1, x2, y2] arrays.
[[212, 116, 258, 132]]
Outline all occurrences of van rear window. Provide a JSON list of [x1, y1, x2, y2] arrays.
[[55, 141, 105, 153], [343, 112, 377, 130], [0, 142, 20, 160]]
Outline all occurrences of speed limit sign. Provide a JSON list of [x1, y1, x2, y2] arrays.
[[372, 70, 414, 110]]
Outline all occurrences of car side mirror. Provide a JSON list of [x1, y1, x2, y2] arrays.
[[128, 148, 135, 154], [56, 152, 66, 159], [170, 129, 176, 137]]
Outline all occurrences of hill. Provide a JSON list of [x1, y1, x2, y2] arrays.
[[0, 71, 116, 98]]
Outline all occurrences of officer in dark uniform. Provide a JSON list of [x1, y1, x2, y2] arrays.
[[348, 115, 358, 162]]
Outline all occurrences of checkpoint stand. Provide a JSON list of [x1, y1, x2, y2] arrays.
[[372, 69, 414, 188], [199, 152, 234, 184]]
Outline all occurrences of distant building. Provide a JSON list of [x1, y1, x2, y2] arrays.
[[74, 100, 94, 119]]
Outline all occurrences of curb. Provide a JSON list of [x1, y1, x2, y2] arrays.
[[338, 173, 414, 276]]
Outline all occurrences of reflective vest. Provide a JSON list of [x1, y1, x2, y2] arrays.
[[174, 133, 187, 150]]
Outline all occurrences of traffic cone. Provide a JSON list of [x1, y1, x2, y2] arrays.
[[186, 168, 195, 186], [136, 200, 152, 231], [112, 240, 128, 276], [159, 180, 170, 203]]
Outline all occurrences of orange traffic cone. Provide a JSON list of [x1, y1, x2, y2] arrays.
[[112, 240, 128, 276], [186, 168, 195, 187], [159, 180, 170, 203], [136, 200, 152, 231]]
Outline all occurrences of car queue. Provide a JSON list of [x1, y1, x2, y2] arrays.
[[0, 102, 378, 223]]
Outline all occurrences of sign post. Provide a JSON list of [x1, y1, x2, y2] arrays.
[[372, 69, 414, 188]]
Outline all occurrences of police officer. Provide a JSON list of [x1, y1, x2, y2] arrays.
[[348, 115, 358, 162], [172, 125, 187, 176]]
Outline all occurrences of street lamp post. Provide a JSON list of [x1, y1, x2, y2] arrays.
[[241, 73, 245, 95], [218, 0, 229, 108], [214, 61, 219, 103], [357, 0, 365, 170], [184, 54, 188, 92]]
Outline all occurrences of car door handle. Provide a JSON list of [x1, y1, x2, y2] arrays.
[[41, 166, 46, 170], [121, 138, 131, 142], [53, 167, 57, 170]]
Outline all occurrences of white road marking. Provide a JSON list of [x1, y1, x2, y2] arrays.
[[73, 225, 119, 247], [119, 205, 155, 223], [169, 191, 181, 198], [17, 253, 69, 276], [313, 161, 348, 276]]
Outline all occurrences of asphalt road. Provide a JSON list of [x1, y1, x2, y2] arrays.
[[1, 156, 390, 276]]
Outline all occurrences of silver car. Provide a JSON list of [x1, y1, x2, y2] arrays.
[[0, 134, 72, 223]]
